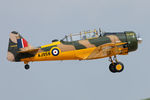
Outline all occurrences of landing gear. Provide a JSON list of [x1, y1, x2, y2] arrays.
[[109, 56, 124, 73], [24, 64, 30, 70], [24, 61, 30, 70]]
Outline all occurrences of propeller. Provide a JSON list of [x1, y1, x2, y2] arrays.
[[137, 33, 143, 44]]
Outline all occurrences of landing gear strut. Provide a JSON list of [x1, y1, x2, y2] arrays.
[[24, 62, 30, 70], [109, 56, 124, 73]]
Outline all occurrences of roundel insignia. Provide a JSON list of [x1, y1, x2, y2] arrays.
[[51, 48, 59, 56]]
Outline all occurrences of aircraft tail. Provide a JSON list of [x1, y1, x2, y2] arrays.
[[7, 31, 34, 62]]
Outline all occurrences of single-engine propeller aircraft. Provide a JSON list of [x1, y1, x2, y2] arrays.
[[7, 28, 142, 73]]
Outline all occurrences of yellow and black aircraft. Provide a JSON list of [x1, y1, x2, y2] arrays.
[[7, 29, 142, 73]]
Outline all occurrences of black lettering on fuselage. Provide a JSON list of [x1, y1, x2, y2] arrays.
[[38, 51, 51, 57]]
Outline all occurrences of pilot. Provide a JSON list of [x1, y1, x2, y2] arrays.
[[92, 31, 98, 38], [92, 33, 96, 37], [83, 35, 86, 40]]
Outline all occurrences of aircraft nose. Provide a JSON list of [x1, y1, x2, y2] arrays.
[[137, 34, 143, 44]]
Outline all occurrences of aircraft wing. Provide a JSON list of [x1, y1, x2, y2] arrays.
[[86, 42, 128, 60]]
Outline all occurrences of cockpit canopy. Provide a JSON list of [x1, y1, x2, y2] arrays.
[[61, 29, 99, 42]]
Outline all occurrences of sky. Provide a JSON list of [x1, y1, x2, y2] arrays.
[[0, 0, 149, 100]]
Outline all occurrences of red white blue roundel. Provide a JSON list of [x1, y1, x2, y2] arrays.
[[52, 48, 59, 56]]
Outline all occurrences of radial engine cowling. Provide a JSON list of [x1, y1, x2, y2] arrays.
[[125, 31, 138, 52]]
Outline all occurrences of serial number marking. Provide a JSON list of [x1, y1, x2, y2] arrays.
[[38, 52, 50, 57]]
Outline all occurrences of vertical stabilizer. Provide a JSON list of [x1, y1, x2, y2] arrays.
[[7, 31, 33, 62]]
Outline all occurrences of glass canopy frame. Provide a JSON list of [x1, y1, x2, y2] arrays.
[[61, 29, 99, 42]]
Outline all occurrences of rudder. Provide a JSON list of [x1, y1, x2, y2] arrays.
[[7, 31, 33, 62]]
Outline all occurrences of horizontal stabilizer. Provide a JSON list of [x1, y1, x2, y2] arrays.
[[18, 48, 39, 54]]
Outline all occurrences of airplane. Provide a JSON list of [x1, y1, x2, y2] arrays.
[[7, 29, 142, 73]]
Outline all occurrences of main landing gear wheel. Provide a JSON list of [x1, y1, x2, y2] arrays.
[[24, 64, 30, 70], [109, 63, 116, 73], [109, 62, 124, 73], [109, 56, 124, 73]]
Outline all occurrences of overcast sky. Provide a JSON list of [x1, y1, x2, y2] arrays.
[[0, 0, 149, 100]]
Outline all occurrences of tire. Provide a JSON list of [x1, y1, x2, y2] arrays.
[[25, 64, 30, 70], [109, 63, 116, 73]]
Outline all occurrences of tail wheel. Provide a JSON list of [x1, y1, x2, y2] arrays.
[[109, 62, 124, 73], [24, 64, 30, 70]]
